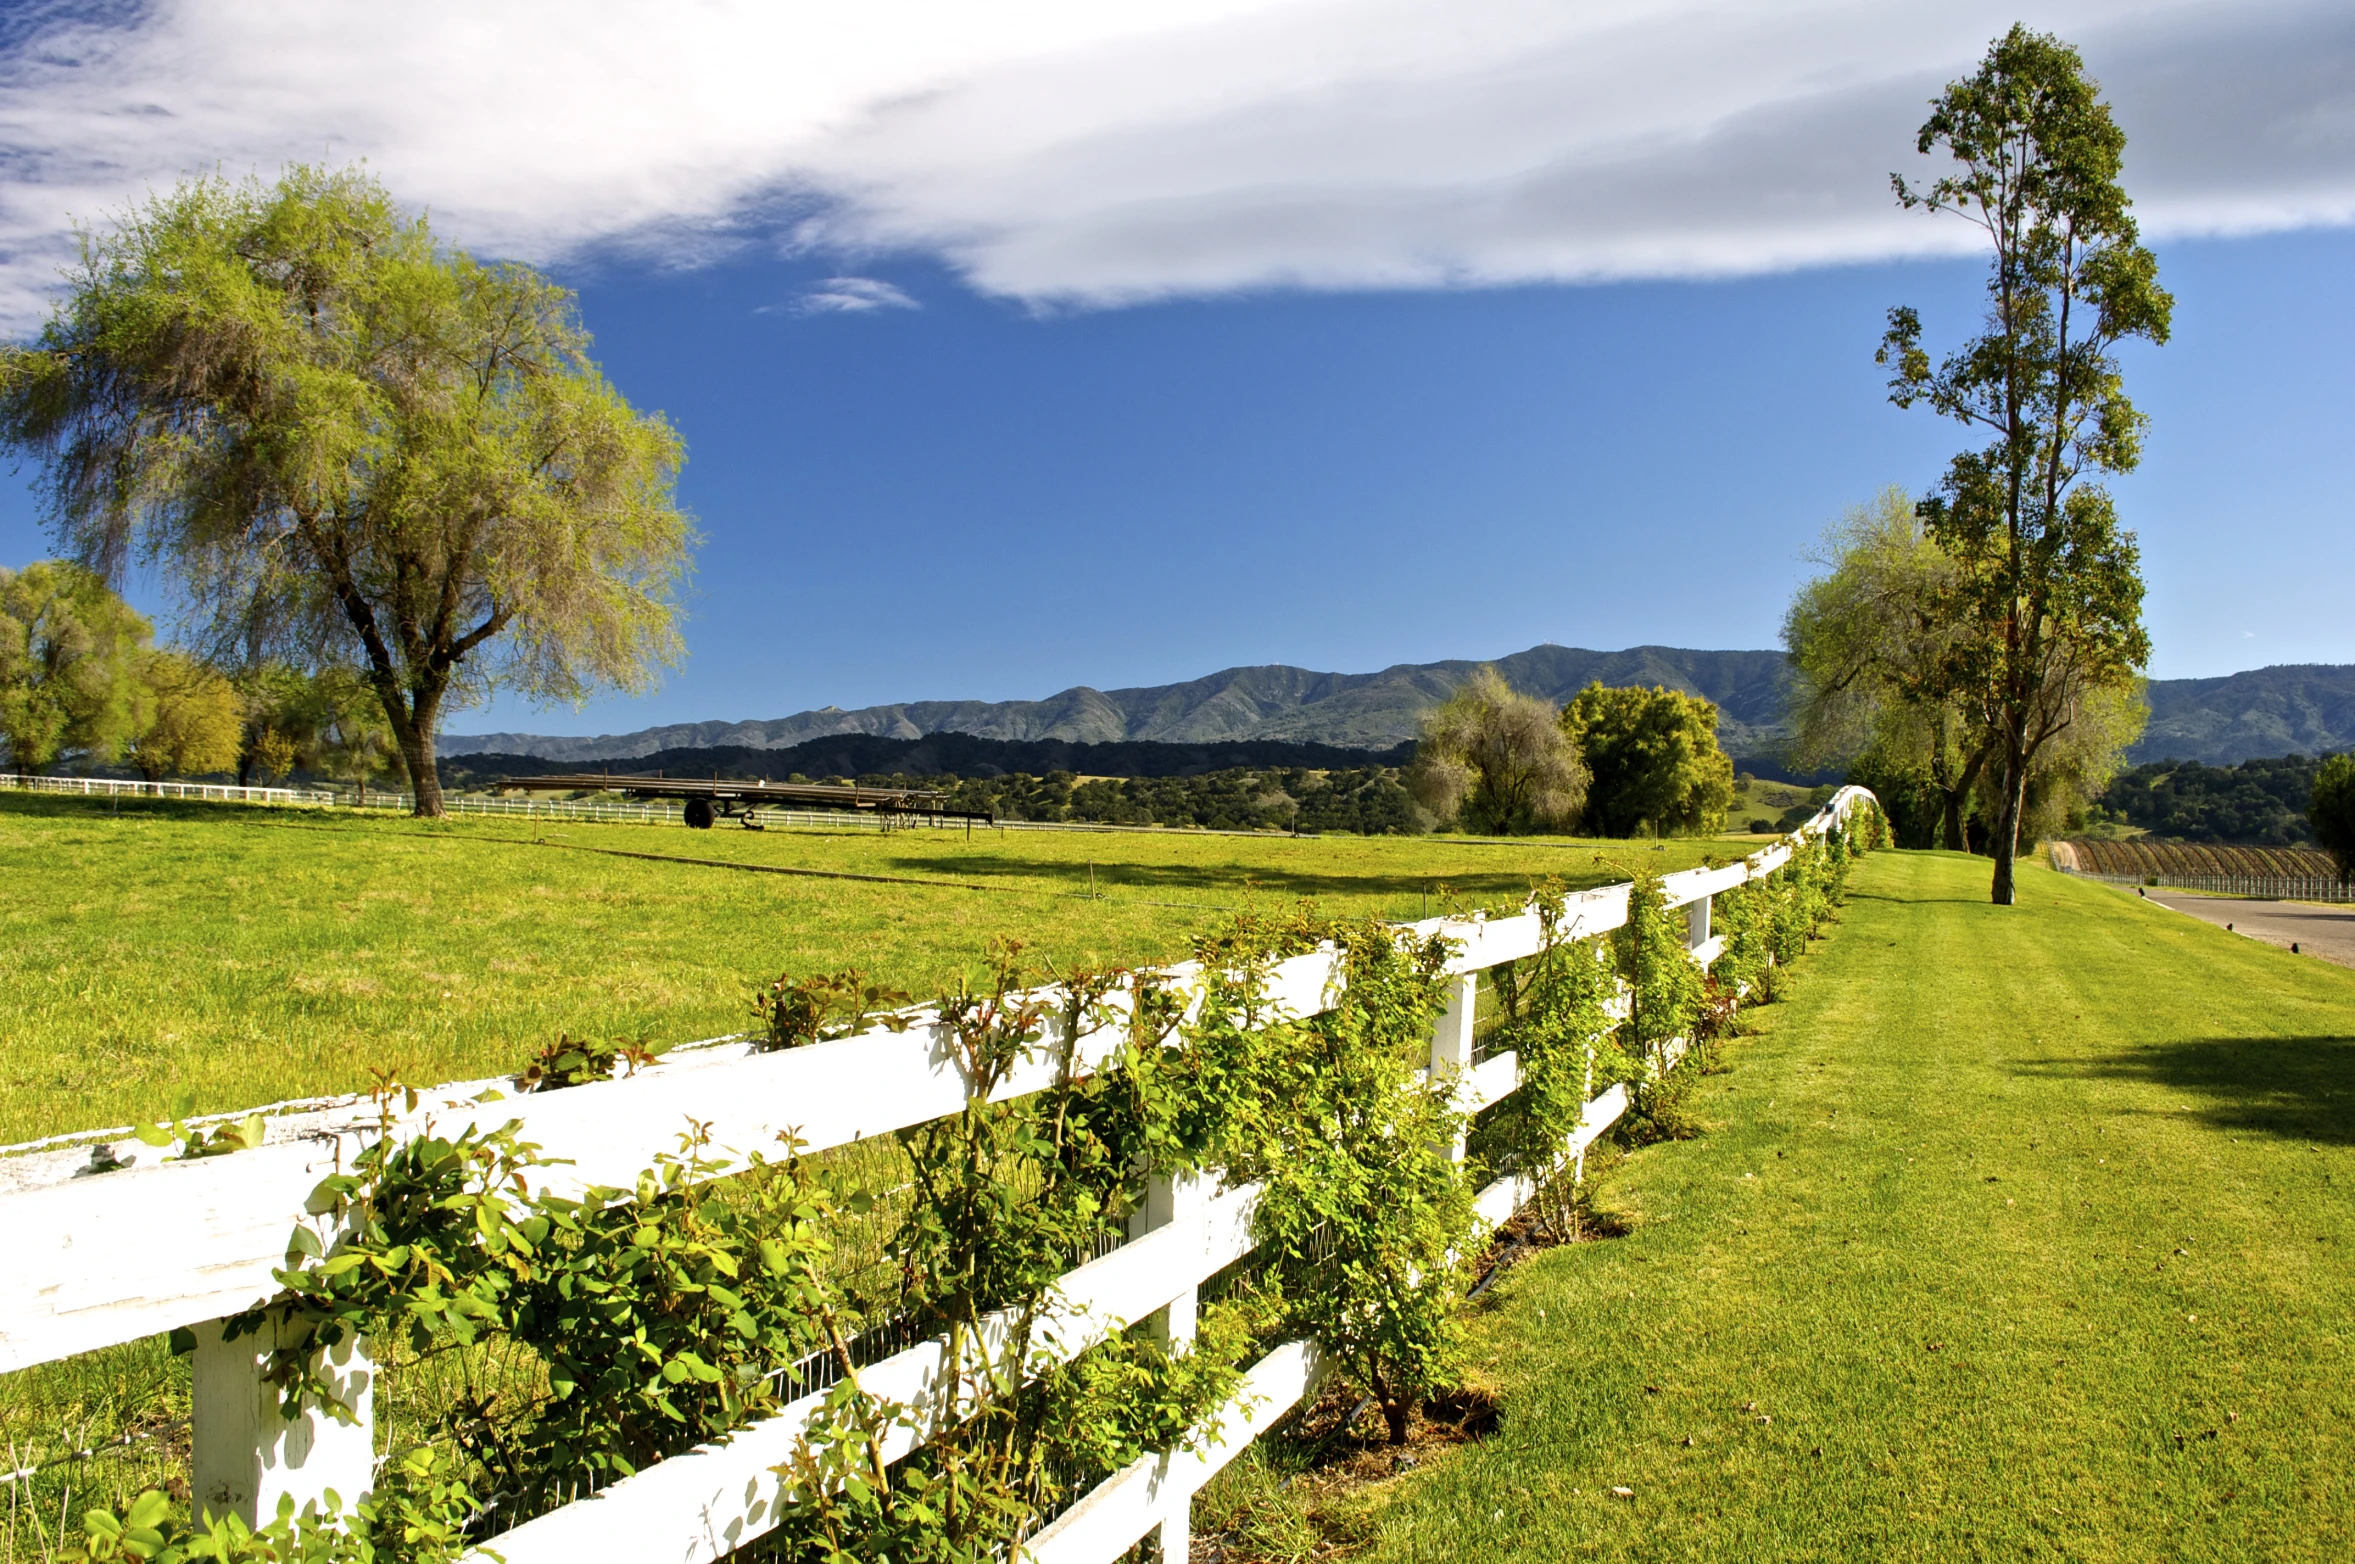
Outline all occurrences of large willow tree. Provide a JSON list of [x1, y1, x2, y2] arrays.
[[1880, 27, 2168, 904], [0, 166, 694, 815]]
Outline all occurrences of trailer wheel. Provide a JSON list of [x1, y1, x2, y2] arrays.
[[684, 797, 715, 829]]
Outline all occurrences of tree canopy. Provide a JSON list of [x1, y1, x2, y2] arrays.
[[1559, 682, 1733, 838], [1879, 26, 2167, 902], [0, 559, 151, 774], [1783, 487, 1991, 850], [125, 649, 242, 780], [0, 165, 696, 816], [2311, 755, 2355, 885], [1407, 667, 1587, 835]]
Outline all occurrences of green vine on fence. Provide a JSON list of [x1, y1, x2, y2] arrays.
[[1490, 889, 1626, 1238], [775, 941, 1268, 1562]]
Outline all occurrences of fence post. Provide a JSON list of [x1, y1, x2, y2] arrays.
[[1684, 894, 1711, 951], [1130, 1169, 1205, 1561], [1430, 972, 1479, 1162], [191, 1317, 375, 1529]]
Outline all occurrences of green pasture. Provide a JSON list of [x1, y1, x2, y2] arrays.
[[1313, 850, 2355, 1561], [0, 793, 1738, 1144]]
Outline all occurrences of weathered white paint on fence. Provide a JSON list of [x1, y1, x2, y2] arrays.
[[191, 1318, 374, 1529]]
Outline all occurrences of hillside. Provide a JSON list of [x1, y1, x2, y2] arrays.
[[443, 650, 2355, 773], [442, 733, 1416, 785], [2132, 663, 2355, 764], [443, 644, 1797, 764]]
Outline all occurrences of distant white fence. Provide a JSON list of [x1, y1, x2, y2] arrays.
[[2054, 864, 2353, 905], [2, 773, 335, 807], [0, 790, 1875, 1563]]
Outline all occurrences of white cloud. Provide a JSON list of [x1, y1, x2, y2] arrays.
[[792, 277, 919, 314], [0, 0, 2348, 326]]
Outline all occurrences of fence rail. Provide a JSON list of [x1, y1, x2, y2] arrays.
[[0, 789, 1876, 1563], [2, 773, 334, 807]]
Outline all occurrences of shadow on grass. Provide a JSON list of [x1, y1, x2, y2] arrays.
[[879, 853, 1616, 906], [2030, 1035, 2355, 1146], [1845, 889, 1997, 906]]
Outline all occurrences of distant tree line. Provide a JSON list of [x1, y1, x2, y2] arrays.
[[1404, 667, 1736, 838], [846, 766, 1421, 834], [446, 678, 1744, 839], [2084, 754, 2355, 848], [0, 558, 414, 797]]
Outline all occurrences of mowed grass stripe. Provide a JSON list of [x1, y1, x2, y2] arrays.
[[1352, 850, 2354, 1562]]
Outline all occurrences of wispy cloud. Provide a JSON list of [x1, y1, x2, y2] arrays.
[[0, 0, 2347, 327], [790, 277, 919, 314]]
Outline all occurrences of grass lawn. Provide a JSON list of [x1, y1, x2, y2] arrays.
[[0, 794, 1739, 1144], [1338, 849, 2355, 1561]]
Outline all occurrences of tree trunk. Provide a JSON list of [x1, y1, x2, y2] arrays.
[[1988, 747, 2029, 906], [1383, 1398, 1410, 1446], [1939, 790, 1967, 852], [398, 713, 445, 818], [373, 677, 447, 819]]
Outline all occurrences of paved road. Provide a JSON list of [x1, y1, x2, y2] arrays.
[[2144, 890, 2355, 971]]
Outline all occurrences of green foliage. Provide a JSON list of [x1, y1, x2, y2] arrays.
[[126, 650, 244, 781], [1613, 867, 1705, 1133], [494, 1136, 843, 1498], [1251, 920, 1477, 1444], [301, 671, 401, 801], [2309, 754, 2355, 885], [1491, 892, 1626, 1237], [1708, 880, 1773, 1002], [0, 163, 695, 817], [1560, 682, 1735, 837], [133, 1111, 269, 1161], [70, 1446, 480, 1563], [0, 560, 152, 773], [1844, 747, 1946, 849], [2097, 754, 2327, 847], [751, 970, 912, 1052], [1408, 667, 1588, 835], [252, 1110, 852, 1528], [1880, 26, 2168, 901], [512, 1032, 670, 1092], [1782, 489, 1992, 852], [902, 765, 1426, 834], [775, 944, 1265, 1559]]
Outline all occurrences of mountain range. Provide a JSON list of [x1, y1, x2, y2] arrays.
[[441, 647, 2355, 771]]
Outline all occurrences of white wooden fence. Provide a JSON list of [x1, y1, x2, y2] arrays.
[[2, 773, 335, 807], [0, 789, 1875, 1563]]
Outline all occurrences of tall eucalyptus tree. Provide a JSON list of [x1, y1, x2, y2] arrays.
[[1880, 27, 2169, 903]]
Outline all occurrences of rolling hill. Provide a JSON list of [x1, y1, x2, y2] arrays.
[[442, 644, 1797, 766], [441, 650, 2355, 773], [2133, 664, 2355, 765]]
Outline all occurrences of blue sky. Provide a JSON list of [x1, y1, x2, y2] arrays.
[[2, 2, 2350, 736]]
